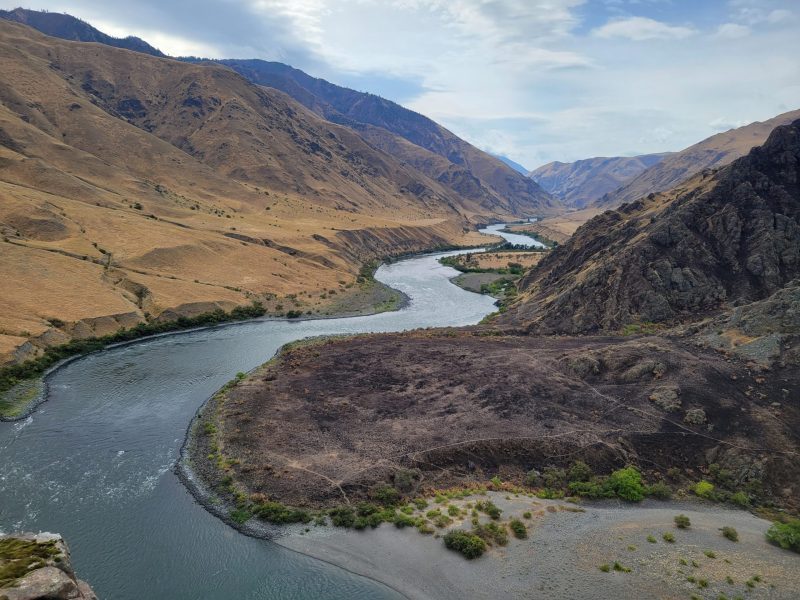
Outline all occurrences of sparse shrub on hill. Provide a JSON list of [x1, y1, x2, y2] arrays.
[[605, 466, 646, 502], [567, 460, 593, 483], [443, 530, 486, 559], [674, 514, 691, 529], [766, 519, 800, 552]]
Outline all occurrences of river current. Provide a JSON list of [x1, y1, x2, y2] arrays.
[[0, 227, 536, 599]]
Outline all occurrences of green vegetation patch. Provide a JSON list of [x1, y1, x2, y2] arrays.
[[0, 302, 268, 416], [766, 519, 800, 552], [443, 530, 487, 559], [0, 538, 61, 587]]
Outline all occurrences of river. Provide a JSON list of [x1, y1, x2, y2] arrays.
[[0, 227, 535, 599]]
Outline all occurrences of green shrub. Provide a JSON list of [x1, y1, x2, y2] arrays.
[[721, 526, 738, 542], [674, 514, 691, 529], [647, 535, 657, 543], [523, 511, 532, 519], [433, 514, 453, 528], [447, 505, 460, 517], [765, 519, 800, 552], [412, 498, 428, 510], [524, 469, 540, 487], [694, 480, 715, 499], [599, 564, 610, 572], [605, 466, 645, 502], [371, 484, 400, 506], [230, 508, 252, 524], [509, 519, 527, 539], [475, 500, 502, 520], [567, 461, 593, 483], [329, 506, 356, 528], [473, 522, 508, 546], [542, 466, 566, 488], [394, 513, 416, 528], [254, 502, 312, 524], [612, 561, 631, 573], [663, 532, 675, 543], [703, 550, 716, 559], [568, 480, 613, 499], [730, 491, 750, 507], [393, 469, 419, 493], [646, 481, 672, 500], [443, 530, 486, 559]]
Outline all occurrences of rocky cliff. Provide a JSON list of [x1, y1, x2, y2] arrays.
[[0, 533, 97, 600], [503, 119, 800, 334]]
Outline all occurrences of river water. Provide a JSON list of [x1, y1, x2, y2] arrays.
[[0, 228, 534, 599]]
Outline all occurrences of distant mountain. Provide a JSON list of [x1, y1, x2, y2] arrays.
[[0, 19, 528, 363], [205, 59, 554, 216], [502, 118, 800, 334], [0, 7, 165, 56], [530, 153, 670, 208], [598, 109, 800, 208], [0, 9, 554, 218], [493, 154, 529, 175]]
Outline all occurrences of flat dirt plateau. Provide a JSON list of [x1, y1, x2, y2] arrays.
[[214, 329, 799, 510]]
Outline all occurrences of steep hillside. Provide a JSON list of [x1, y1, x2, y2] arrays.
[[0, 20, 495, 364], [0, 10, 555, 218], [212, 59, 555, 216], [599, 109, 800, 208], [530, 153, 670, 208], [0, 7, 164, 56], [501, 119, 800, 334]]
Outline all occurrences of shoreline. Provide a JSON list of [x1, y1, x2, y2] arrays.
[[0, 244, 476, 423]]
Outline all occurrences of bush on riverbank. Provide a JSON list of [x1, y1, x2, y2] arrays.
[[565, 465, 647, 502], [443, 530, 487, 559], [0, 302, 268, 404]]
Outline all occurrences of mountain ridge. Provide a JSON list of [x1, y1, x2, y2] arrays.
[[0, 8, 554, 218], [502, 119, 800, 334], [530, 153, 671, 208], [597, 109, 800, 209]]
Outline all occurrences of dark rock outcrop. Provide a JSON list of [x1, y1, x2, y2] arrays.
[[0, 533, 97, 600], [504, 120, 800, 334]]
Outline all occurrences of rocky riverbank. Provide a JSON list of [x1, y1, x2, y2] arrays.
[[0, 533, 97, 600]]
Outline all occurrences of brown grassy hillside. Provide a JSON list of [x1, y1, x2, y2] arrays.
[[530, 153, 670, 208], [0, 20, 503, 363]]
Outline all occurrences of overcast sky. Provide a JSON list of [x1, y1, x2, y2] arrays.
[[4, 0, 799, 169]]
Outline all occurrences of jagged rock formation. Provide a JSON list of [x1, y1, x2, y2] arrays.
[[598, 109, 800, 209], [530, 153, 670, 208], [503, 120, 800, 334], [683, 282, 800, 367], [0, 533, 97, 600]]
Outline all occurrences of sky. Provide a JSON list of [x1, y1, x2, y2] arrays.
[[4, 0, 799, 169]]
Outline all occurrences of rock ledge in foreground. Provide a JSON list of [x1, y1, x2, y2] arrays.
[[0, 533, 97, 600]]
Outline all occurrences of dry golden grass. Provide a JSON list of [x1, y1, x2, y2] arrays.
[[0, 21, 523, 363], [454, 252, 545, 270]]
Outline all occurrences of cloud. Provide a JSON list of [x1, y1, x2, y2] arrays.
[[714, 23, 750, 39], [2, 0, 797, 167], [709, 117, 750, 132], [592, 16, 696, 41]]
